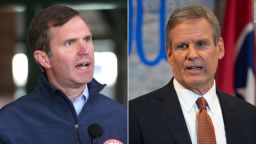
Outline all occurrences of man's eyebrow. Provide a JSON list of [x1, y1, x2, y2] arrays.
[[63, 38, 77, 43], [174, 41, 188, 46], [84, 35, 92, 39]]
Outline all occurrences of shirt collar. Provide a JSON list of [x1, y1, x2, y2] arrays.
[[173, 78, 217, 113], [174, 79, 199, 113], [202, 81, 217, 113], [72, 84, 89, 103]]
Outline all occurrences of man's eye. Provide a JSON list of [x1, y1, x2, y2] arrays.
[[65, 41, 74, 46], [196, 41, 207, 48], [84, 36, 92, 42], [177, 44, 188, 49]]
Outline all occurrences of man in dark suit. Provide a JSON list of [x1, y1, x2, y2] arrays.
[[129, 4, 256, 144]]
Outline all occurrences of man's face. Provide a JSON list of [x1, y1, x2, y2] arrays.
[[167, 18, 224, 94], [42, 16, 94, 88]]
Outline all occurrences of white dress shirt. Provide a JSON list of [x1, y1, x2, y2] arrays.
[[72, 84, 89, 116], [173, 79, 226, 144]]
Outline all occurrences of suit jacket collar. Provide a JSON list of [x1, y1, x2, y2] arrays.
[[154, 79, 244, 144], [156, 78, 192, 144]]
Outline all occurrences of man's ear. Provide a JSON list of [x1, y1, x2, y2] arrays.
[[33, 50, 51, 69], [166, 47, 172, 64], [217, 37, 225, 60]]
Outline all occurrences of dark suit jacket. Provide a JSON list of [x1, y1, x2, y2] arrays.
[[129, 79, 256, 144]]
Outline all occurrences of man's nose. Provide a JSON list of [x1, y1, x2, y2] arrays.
[[186, 45, 199, 60], [77, 41, 89, 55]]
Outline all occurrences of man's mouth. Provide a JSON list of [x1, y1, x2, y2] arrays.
[[186, 66, 203, 70], [76, 63, 89, 70]]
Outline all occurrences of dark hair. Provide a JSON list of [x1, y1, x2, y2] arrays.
[[166, 4, 221, 49], [27, 5, 80, 54]]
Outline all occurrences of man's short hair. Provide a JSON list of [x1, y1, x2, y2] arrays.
[[166, 4, 221, 49], [27, 5, 80, 54]]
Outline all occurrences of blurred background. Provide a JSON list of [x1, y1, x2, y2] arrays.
[[129, 0, 256, 106], [0, 0, 127, 108], [1, 0, 255, 108]]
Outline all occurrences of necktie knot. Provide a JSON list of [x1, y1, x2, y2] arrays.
[[196, 97, 207, 109]]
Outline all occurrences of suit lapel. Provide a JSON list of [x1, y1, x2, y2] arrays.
[[217, 90, 244, 144], [154, 82, 245, 144], [156, 80, 192, 144]]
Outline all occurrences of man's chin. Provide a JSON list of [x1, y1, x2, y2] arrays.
[[75, 76, 93, 85], [184, 77, 209, 87], [186, 78, 213, 90]]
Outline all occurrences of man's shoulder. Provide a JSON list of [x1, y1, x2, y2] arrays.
[[129, 91, 158, 106], [96, 94, 126, 108], [130, 81, 173, 107], [88, 79, 126, 112], [1, 92, 39, 112], [0, 94, 32, 112], [218, 90, 256, 113], [92, 93, 127, 117], [0, 87, 49, 124], [88, 94, 127, 128], [0, 95, 35, 129]]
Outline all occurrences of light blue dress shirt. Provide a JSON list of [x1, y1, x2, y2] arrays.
[[72, 85, 89, 115]]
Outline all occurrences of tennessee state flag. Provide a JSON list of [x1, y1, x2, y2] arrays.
[[217, 0, 256, 105]]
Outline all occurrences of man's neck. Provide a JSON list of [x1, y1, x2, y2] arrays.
[[60, 86, 85, 101]]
